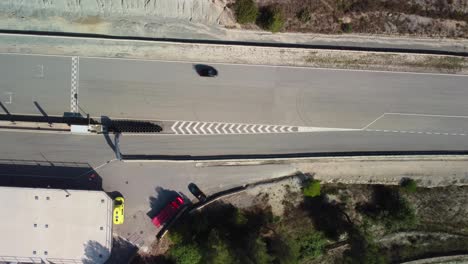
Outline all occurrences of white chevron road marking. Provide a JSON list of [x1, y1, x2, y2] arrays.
[[207, 123, 214, 134], [193, 122, 200, 134], [171, 120, 359, 135], [222, 123, 229, 134], [199, 123, 207, 134]]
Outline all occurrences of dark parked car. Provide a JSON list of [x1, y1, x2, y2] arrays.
[[188, 183, 207, 202], [194, 64, 218, 77]]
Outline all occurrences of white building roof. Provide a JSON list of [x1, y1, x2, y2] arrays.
[[0, 187, 113, 264]]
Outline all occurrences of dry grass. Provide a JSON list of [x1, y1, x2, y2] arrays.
[[249, 0, 468, 37], [304, 52, 468, 73]]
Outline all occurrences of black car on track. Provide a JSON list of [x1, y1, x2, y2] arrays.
[[188, 183, 207, 202], [194, 64, 218, 77]]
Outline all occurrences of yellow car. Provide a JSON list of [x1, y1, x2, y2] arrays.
[[113, 197, 125, 225]]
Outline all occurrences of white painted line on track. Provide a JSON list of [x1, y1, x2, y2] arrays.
[[385, 112, 468, 119], [4, 92, 12, 104], [0, 52, 75, 58], [364, 129, 467, 136], [78, 159, 117, 177], [61, 57, 468, 77], [362, 113, 386, 130]]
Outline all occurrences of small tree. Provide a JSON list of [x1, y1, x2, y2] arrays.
[[258, 6, 284, 33], [234, 0, 259, 24], [303, 180, 321, 197], [251, 238, 273, 264], [400, 178, 417, 193], [296, 231, 327, 260], [207, 230, 236, 264]]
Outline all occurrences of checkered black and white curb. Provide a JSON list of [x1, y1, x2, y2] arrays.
[[70, 56, 79, 113]]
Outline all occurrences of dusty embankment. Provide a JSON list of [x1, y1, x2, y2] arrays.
[[1, 34, 467, 74], [0, 0, 467, 53]]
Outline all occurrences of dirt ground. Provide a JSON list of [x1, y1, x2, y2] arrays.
[[249, 0, 468, 37]]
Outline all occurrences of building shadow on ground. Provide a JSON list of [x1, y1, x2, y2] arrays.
[[105, 236, 139, 264], [0, 159, 102, 190], [81, 240, 111, 264]]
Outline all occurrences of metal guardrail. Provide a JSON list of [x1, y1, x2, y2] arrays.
[[122, 150, 468, 162]]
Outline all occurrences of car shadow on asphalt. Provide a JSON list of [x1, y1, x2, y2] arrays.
[[146, 187, 190, 219], [0, 159, 102, 190]]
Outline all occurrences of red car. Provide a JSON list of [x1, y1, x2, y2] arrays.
[[152, 196, 185, 227]]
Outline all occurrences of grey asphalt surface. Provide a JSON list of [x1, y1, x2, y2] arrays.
[[0, 54, 71, 115], [78, 57, 468, 130], [2, 53, 468, 134], [119, 131, 468, 156]]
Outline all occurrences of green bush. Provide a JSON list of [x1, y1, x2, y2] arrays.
[[269, 230, 327, 263], [234, 0, 259, 24], [207, 230, 236, 264], [361, 186, 417, 232], [303, 180, 321, 197], [341, 23, 352, 33], [295, 231, 327, 260], [251, 238, 273, 264], [168, 230, 184, 244], [400, 178, 417, 193], [258, 6, 285, 33], [169, 244, 202, 264]]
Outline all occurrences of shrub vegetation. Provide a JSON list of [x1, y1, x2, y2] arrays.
[[234, 0, 259, 24]]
